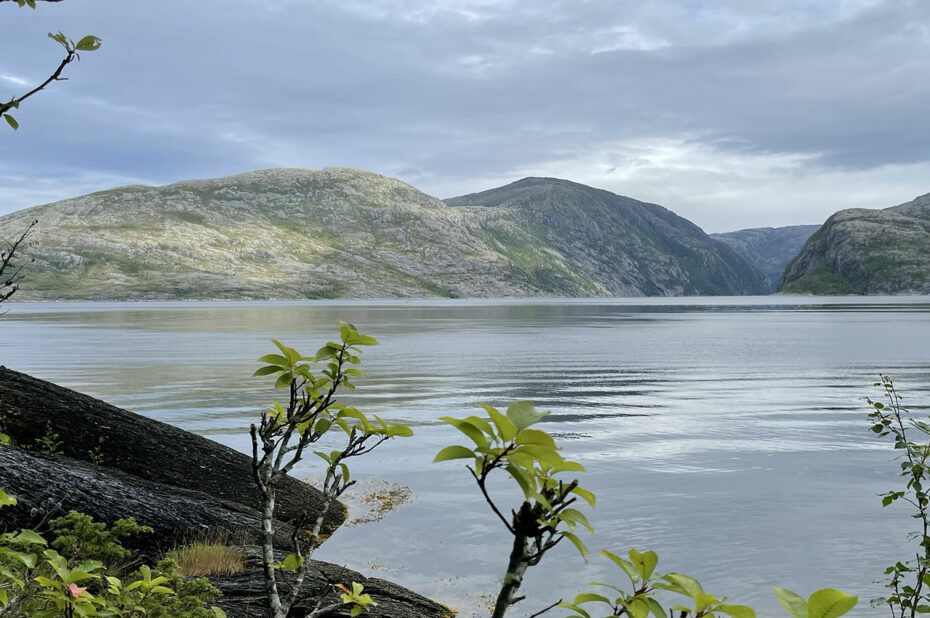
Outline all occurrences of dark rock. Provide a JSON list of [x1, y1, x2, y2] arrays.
[[0, 367, 346, 535], [211, 547, 454, 618], [0, 446, 298, 553]]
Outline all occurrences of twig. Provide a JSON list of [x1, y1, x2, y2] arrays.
[[528, 599, 563, 618]]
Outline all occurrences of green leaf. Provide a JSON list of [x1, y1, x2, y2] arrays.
[[339, 463, 350, 484], [464, 415, 495, 438], [440, 417, 488, 448], [557, 602, 591, 618], [514, 444, 564, 467], [558, 508, 594, 532], [552, 459, 586, 473], [646, 598, 666, 618], [271, 339, 301, 365], [718, 604, 755, 618], [516, 428, 557, 448], [663, 573, 703, 598], [253, 365, 281, 377], [482, 404, 517, 441], [506, 400, 550, 431], [0, 548, 36, 568], [601, 549, 640, 583], [212, 608, 228, 618], [315, 417, 332, 435], [630, 548, 659, 581], [506, 463, 536, 498], [572, 486, 597, 507], [573, 592, 612, 605], [75, 35, 102, 51], [433, 445, 475, 463], [807, 589, 858, 618], [560, 530, 589, 561], [387, 424, 414, 438], [4, 115, 18, 131], [339, 322, 379, 346], [278, 553, 304, 572], [8, 529, 46, 546], [772, 588, 807, 618], [0, 489, 16, 507]]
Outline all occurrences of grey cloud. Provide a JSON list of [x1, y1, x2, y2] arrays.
[[0, 0, 926, 230]]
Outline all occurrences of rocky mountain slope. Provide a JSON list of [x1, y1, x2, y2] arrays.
[[779, 193, 930, 294], [711, 225, 820, 292], [447, 177, 767, 296], [0, 168, 767, 300]]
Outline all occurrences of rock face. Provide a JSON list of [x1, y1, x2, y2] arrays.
[[711, 225, 820, 292], [447, 177, 768, 296], [211, 547, 452, 618], [0, 167, 767, 299], [779, 193, 930, 294], [0, 367, 345, 535], [0, 447, 298, 554]]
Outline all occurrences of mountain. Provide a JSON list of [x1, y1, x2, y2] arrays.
[[711, 225, 820, 292], [0, 168, 767, 300], [446, 177, 767, 296], [779, 193, 930, 295]]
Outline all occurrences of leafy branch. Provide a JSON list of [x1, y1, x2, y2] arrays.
[[434, 401, 595, 618], [0, 219, 37, 307], [1, 1, 101, 131]]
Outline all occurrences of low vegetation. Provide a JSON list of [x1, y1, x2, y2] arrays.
[[167, 542, 245, 578]]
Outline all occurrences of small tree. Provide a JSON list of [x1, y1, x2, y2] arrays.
[[868, 375, 930, 617], [250, 324, 412, 618], [433, 401, 595, 617], [0, 220, 37, 308]]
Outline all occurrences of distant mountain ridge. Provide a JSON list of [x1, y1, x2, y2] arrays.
[[447, 177, 766, 296], [0, 168, 768, 300], [779, 193, 930, 295], [711, 225, 820, 292]]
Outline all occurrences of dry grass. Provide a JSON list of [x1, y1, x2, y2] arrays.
[[167, 541, 245, 577]]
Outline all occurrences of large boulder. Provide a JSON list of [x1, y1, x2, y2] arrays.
[[0, 446, 297, 553], [0, 367, 345, 535], [211, 547, 454, 618]]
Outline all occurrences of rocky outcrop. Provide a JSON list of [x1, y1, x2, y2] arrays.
[[779, 193, 930, 294], [0, 167, 768, 300], [711, 225, 820, 292], [212, 547, 452, 618], [0, 367, 346, 535], [0, 446, 297, 553]]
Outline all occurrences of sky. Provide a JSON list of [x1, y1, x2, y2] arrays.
[[0, 0, 928, 232]]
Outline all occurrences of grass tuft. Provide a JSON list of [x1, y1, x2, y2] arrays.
[[167, 541, 245, 577]]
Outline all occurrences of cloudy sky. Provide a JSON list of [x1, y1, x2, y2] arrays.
[[0, 0, 928, 231]]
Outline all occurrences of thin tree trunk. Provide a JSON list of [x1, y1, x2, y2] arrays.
[[261, 488, 284, 617], [492, 533, 529, 618]]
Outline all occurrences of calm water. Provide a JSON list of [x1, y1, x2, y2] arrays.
[[2, 297, 929, 617]]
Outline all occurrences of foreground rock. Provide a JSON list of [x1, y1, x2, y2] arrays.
[[212, 547, 453, 618], [779, 192, 930, 295], [0, 446, 299, 553], [0, 367, 345, 535]]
